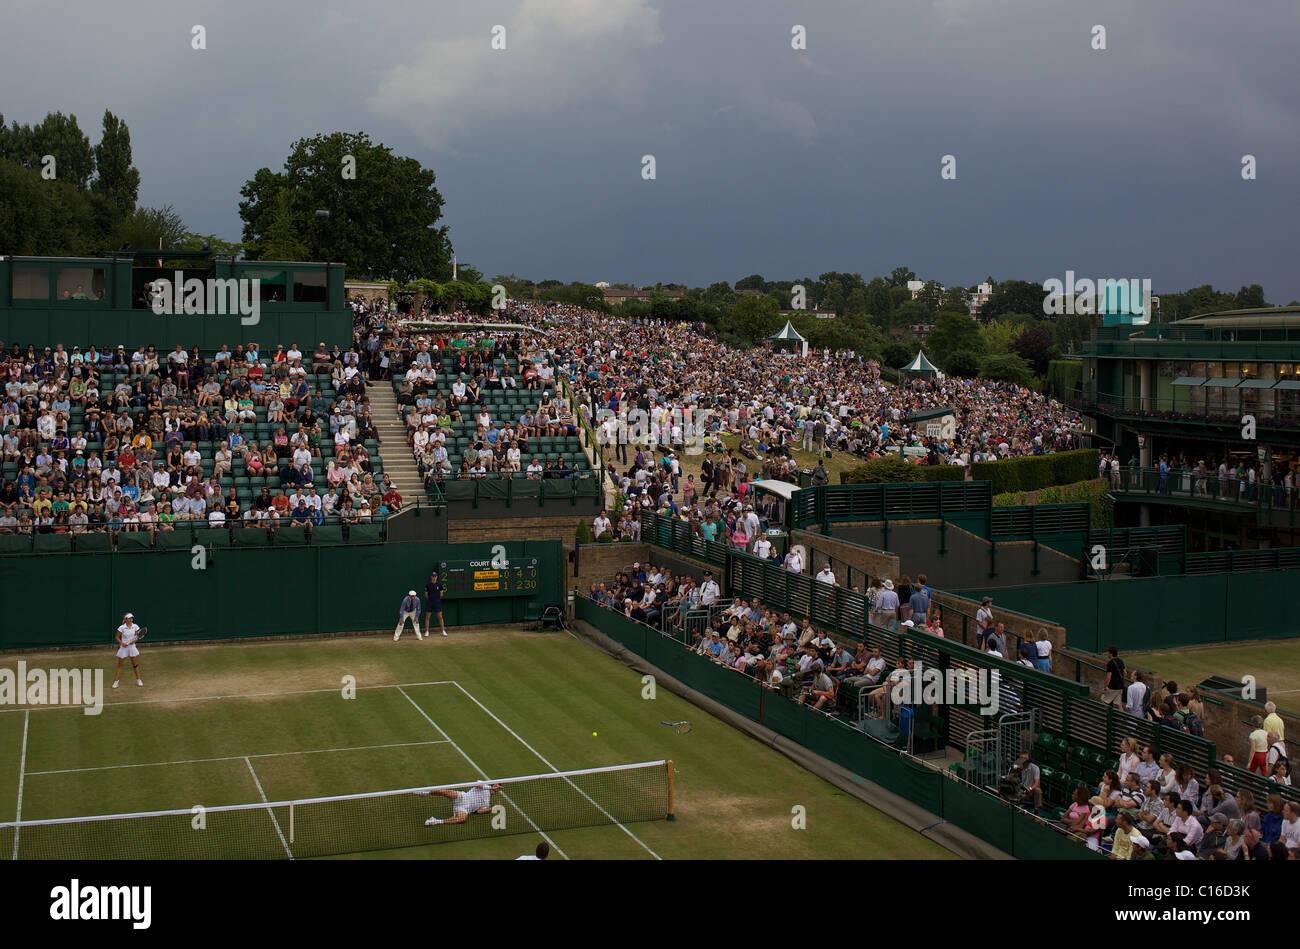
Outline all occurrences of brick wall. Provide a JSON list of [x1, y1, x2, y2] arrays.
[[447, 514, 587, 545], [572, 542, 649, 593]]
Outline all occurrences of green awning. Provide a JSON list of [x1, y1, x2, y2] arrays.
[[1273, 380, 1300, 390], [1238, 378, 1275, 389], [1171, 376, 1207, 386], [1202, 377, 1242, 388]]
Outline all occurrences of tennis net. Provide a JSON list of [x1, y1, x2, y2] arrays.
[[1, 759, 674, 860]]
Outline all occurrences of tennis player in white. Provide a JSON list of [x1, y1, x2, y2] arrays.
[[420, 781, 502, 826], [113, 612, 143, 688]]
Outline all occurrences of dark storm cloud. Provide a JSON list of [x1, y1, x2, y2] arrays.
[[3, 0, 1296, 299]]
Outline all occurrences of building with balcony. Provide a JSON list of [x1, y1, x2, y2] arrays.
[[1070, 306, 1300, 548]]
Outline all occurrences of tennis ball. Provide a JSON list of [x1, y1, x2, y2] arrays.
[[592, 731, 598, 737]]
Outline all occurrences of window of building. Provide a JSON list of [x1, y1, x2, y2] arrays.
[[292, 271, 327, 304], [12, 265, 49, 300], [55, 266, 107, 302]]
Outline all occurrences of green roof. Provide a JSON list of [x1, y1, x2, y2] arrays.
[[900, 350, 940, 374]]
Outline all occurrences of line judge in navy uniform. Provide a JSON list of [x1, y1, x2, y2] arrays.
[[426, 571, 448, 637]]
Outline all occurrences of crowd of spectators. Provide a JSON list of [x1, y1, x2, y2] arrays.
[[0, 326, 395, 534]]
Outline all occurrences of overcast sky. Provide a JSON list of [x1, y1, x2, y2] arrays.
[[4, 0, 1298, 299]]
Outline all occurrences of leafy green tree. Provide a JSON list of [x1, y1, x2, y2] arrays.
[[734, 274, 766, 293], [0, 158, 117, 255], [863, 277, 892, 320], [239, 131, 452, 282], [946, 351, 981, 378], [1013, 325, 1058, 375], [726, 293, 780, 342], [1050, 311, 1096, 354], [981, 318, 1023, 356], [116, 205, 189, 254], [702, 281, 736, 307], [177, 232, 243, 257], [978, 352, 1036, 387], [256, 191, 309, 260], [1235, 284, 1267, 309], [914, 280, 943, 314], [925, 310, 986, 372], [90, 111, 139, 215], [941, 285, 969, 313], [981, 279, 1046, 321], [882, 340, 914, 369], [888, 266, 915, 288], [4, 112, 96, 189]]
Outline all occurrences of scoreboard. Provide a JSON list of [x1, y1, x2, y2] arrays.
[[438, 557, 540, 598]]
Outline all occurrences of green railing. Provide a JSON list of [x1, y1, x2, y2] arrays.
[[790, 482, 994, 530], [989, 504, 1091, 540], [1068, 388, 1300, 430], [438, 474, 602, 508], [1086, 525, 1187, 575], [1110, 466, 1300, 525], [1185, 546, 1300, 574], [0, 516, 387, 557]]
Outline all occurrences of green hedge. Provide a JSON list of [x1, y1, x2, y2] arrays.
[[1046, 360, 1082, 398], [841, 456, 966, 484], [994, 478, 1112, 529], [971, 449, 1099, 494]]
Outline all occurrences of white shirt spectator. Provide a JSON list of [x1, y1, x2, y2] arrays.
[[699, 577, 720, 606], [816, 567, 836, 585]]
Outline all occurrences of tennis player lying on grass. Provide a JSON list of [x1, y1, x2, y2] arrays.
[[419, 782, 502, 826]]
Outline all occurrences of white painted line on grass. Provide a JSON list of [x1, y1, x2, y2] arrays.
[[397, 686, 569, 861], [449, 682, 661, 860], [244, 757, 293, 859], [0, 679, 459, 714], [27, 738, 451, 777], [12, 711, 29, 859]]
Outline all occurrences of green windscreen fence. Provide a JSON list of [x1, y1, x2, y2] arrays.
[[0, 540, 563, 650], [958, 570, 1300, 652]]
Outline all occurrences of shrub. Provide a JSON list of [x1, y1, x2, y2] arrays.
[[841, 456, 922, 484], [971, 448, 1099, 494], [576, 522, 591, 544]]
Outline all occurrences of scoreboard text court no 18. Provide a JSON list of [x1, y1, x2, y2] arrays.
[[438, 557, 541, 597]]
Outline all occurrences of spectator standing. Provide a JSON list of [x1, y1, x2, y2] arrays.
[[1101, 646, 1125, 707]]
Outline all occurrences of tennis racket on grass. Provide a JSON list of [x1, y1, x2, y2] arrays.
[[661, 720, 693, 734]]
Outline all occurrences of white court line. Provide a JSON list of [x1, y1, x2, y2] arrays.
[[449, 682, 661, 860], [244, 757, 293, 859], [27, 739, 451, 777], [12, 711, 29, 859], [0, 679, 460, 714], [397, 686, 569, 861]]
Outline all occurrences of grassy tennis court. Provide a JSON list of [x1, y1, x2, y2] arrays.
[[1128, 639, 1300, 716], [0, 629, 953, 860]]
